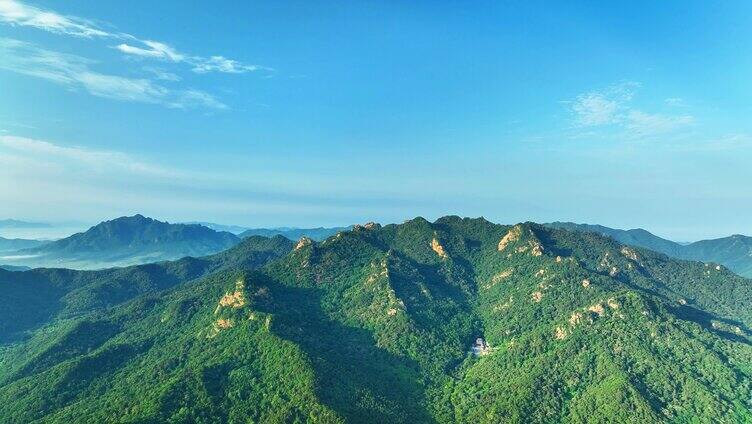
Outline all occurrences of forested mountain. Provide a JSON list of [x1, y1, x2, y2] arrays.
[[4, 215, 242, 270], [0, 235, 293, 344], [0, 217, 750, 422], [240, 226, 350, 241], [547, 222, 752, 278]]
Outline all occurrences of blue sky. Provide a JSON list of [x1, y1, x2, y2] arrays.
[[1, 0, 752, 240]]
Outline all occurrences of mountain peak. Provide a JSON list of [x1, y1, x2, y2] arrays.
[[18, 215, 240, 269]]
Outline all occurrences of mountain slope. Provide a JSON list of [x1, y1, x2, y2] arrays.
[[0, 217, 749, 422], [7, 215, 242, 269], [546, 221, 752, 278], [0, 235, 293, 343]]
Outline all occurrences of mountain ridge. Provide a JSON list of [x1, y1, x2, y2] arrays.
[[0, 216, 749, 422], [545, 221, 752, 277]]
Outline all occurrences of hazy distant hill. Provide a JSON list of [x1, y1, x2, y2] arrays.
[[0, 236, 49, 253], [0, 219, 51, 229], [680, 234, 752, 278], [240, 226, 350, 241], [182, 221, 252, 234], [182, 222, 349, 240], [0, 265, 30, 271], [0, 217, 749, 422], [546, 222, 752, 277], [7, 215, 241, 269]]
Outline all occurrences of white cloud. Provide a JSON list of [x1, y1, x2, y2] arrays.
[[0, 0, 109, 37], [0, 0, 268, 75], [192, 56, 265, 74], [144, 67, 181, 82], [570, 81, 639, 127], [115, 40, 184, 62], [572, 93, 620, 126], [664, 97, 686, 107], [625, 111, 694, 137], [0, 135, 421, 225], [0, 38, 226, 109], [568, 82, 693, 139], [0, 135, 177, 177], [116, 41, 270, 75]]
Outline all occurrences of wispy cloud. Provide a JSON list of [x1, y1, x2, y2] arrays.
[[144, 67, 181, 82], [0, 134, 430, 225], [191, 55, 268, 74], [0, 135, 177, 177], [568, 82, 693, 139], [0, 38, 226, 109], [625, 110, 693, 137], [115, 40, 185, 62], [570, 81, 639, 127], [664, 97, 687, 107], [0, 0, 269, 75], [0, 0, 108, 37], [115, 40, 271, 75]]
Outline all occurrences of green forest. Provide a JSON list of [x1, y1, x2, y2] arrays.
[[0, 217, 750, 423]]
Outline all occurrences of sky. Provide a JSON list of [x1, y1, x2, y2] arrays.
[[1, 0, 752, 241]]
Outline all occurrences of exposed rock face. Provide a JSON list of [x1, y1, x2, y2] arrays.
[[431, 237, 448, 259], [498, 225, 522, 252], [529, 242, 544, 256], [620, 246, 640, 262], [215, 318, 233, 329], [555, 326, 567, 340], [354, 222, 381, 231], [588, 303, 606, 316], [218, 279, 246, 309], [295, 237, 312, 250]]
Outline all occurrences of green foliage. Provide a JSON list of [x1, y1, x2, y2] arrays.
[[0, 217, 750, 423]]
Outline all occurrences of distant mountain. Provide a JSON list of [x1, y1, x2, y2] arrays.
[[182, 221, 251, 234], [0, 219, 51, 229], [6, 215, 241, 269], [545, 222, 752, 278], [240, 226, 350, 241], [680, 234, 752, 278], [0, 265, 30, 271], [545, 222, 683, 256], [0, 217, 749, 422], [0, 236, 49, 253]]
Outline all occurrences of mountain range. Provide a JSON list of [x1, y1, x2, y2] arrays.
[[0, 216, 348, 270], [4, 215, 752, 283], [0, 216, 749, 422], [2, 215, 240, 270], [547, 222, 752, 278], [239, 226, 350, 241]]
